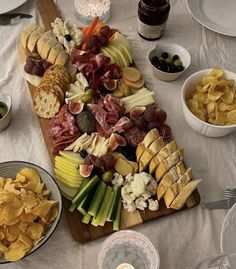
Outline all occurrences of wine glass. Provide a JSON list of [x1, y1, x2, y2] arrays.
[[195, 253, 236, 269]]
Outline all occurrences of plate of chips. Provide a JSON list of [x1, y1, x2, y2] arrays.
[[0, 161, 62, 263], [181, 68, 236, 137]]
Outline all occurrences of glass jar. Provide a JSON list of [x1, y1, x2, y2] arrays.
[[137, 0, 170, 40]]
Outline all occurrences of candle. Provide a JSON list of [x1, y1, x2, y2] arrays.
[[116, 263, 135, 269]]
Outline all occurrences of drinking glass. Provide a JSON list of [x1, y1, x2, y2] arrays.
[[195, 253, 236, 269]]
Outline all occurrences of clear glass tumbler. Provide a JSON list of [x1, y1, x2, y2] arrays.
[[74, 0, 111, 24], [195, 253, 236, 269]]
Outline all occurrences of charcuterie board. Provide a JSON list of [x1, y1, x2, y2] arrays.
[[19, 0, 200, 242]]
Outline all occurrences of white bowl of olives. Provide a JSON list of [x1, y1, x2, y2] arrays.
[[0, 94, 12, 132], [148, 42, 191, 81]]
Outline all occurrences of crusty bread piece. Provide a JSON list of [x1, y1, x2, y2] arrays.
[[47, 43, 64, 64], [40, 36, 58, 60], [143, 129, 160, 147], [156, 161, 185, 199], [136, 143, 145, 162], [33, 88, 61, 119], [21, 23, 38, 49], [139, 137, 164, 172], [55, 50, 69, 66], [149, 140, 178, 174], [164, 167, 192, 207], [37, 30, 53, 55], [39, 83, 64, 104], [155, 149, 183, 182], [170, 179, 201, 210], [27, 27, 44, 52]]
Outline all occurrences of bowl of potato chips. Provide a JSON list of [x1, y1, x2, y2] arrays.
[[0, 161, 62, 263], [181, 68, 236, 137]]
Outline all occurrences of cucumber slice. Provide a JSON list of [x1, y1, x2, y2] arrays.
[[88, 181, 106, 217], [107, 186, 121, 222], [91, 186, 112, 227], [98, 189, 114, 226], [70, 175, 100, 212], [113, 199, 122, 231], [77, 187, 96, 215], [82, 214, 91, 224], [68, 180, 88, 212]]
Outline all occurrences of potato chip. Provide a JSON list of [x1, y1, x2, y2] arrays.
[[26, 223, 44, 240], [218, 102, 233, 112], [214, 109, 226, 125], [207, 102, 216, 114], [202, 75, 217, 86], [210, 68, 224, 78], [193, 92, 207, 103], [221, 90, 234, 104], [0, 167, 58, 262], [227, 109, 236, 123]]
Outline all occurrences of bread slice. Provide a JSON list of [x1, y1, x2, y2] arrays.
[[37, 30, 53, 55], [170, 179, 201, 210], [55, 50, 69, 66], [47, 43, 64, 64], [136, 143, 146, 162], [21, 23, 38, 49], [33, 88, 61, 119], [27, 27, 44, 52], [139, 137, 164, 172], [164, 167, 192, 207], [40, 36, 58, 60], [156, 161, 185, 199], [149, 140, 178, 174], [155, 149, 183, 182]]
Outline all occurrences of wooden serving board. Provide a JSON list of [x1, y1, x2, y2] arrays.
[[20, 0, 201, 242]]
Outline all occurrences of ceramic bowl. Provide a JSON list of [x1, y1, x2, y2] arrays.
[[148, 42, 191, 81], [0, 161, 62, 264], [0, 94, 12, 132], [97, 230, 160, 269], [181, 68, 236, 137]]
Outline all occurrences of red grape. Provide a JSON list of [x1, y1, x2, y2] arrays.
[[100, 153, 116, 170], [88, 35, 101, 49], [31, 64, 44, 76], [91, 45, 101, 54], [135, 116, 148, 130], [99, 35, 108, 47], [42, 60, 51, 71], [100, 25, 111, 37], [144, 108, 158, 122], [24, 60, 34, 73], [158, 124, 172, 139], [147, 120, 162, 131], [156, 110, 167, 125]]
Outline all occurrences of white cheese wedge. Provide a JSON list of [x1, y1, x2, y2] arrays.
[[124, 95, 155, 112]]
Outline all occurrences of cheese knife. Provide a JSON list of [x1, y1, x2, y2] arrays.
[[0, 13, 32, 25], [201, 198, 236, 210]]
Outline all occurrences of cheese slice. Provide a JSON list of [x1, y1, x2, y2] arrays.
[[122, 91, 155, 104], [21, 23, 38, 49], [91, 136, 105, 156], [121, 88, 149, 102], [124, 96, 155, 112]]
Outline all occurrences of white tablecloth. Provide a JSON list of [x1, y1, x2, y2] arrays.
[[1, 0, 236, 268]]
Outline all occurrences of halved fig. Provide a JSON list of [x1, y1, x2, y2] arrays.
[[108, 133, 126, 151], [103, 79, 118, 91], [79, 164, 94, 177], [68, 101, 84, 115], [130, 106, 146, 120]]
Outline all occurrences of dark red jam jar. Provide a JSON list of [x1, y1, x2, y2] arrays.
[[138, 0, 170, 40]]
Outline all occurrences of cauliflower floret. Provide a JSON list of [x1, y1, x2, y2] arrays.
[[142, 190, 152, 200], [112, 173, 124, 187], [123, 201, 136, 212], [125, 173, 134, 183], [148, 199, 159, 211], [130, 176, 146, 197], [146, 179, 157, 195], [122, 193, 134, 205], [135, 197, 148, 210]]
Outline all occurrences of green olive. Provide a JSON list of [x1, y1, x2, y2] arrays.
[[113, 89, 123, 98], [102, 171, 113, 183], [165, 57, 173, 64], [86, 88, 94, 96], [124, 87, 132, 97], [81, 94, 93, 103], [174, 59, 183, 66]]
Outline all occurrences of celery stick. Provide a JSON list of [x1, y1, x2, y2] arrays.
[[69, 180, 87, 212], [77, 187, 96, 215], [98, 190, 114, 226], [113, 199, 122, 231], [88, 181, 106, 217], [82, 214, 91, 224], [107, 186, 121, 222]]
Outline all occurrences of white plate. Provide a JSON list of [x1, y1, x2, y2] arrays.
[[186, 0, 236, 37], [221, 203, 236, 257], [0, 0, 28, 14]]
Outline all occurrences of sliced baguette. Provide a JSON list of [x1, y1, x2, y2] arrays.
[[155, 149, 183, 182], [21, 23, 38, 49], [170, 179, 201, 210], [47, 43, 64, 64], [149, 140, 178, 174], [139, 137, 164, 172], [55, 50, 69, 66], [37, 30, 53, 55], [40, 36, 58, 60], [136, 143, 146, 162], [27, 27, 44, 52], [156, 161, 185, 200], [164, 168, 192, 207]]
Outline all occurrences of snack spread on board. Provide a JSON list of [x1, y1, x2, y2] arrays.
[[0, 168, 58, 261], [20, 17, 201, 243]]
